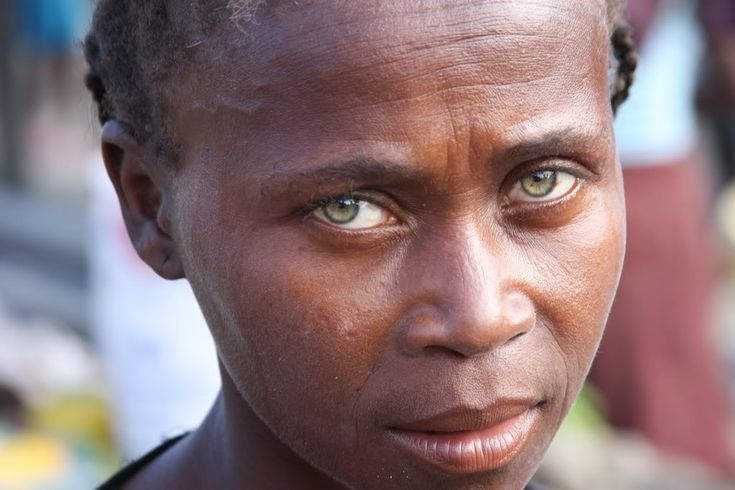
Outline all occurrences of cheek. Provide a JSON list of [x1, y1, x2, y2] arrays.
[[186, 220, 399, 450], [525, 188, 625, 397]]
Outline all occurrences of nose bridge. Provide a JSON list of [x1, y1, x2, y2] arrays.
[[398, 223, 534, 357], [443, 225, 512, 332]]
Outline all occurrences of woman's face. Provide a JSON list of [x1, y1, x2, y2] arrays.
[[169, 0, 624, 488]]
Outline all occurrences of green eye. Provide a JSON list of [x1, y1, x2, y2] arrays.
[[521, 170, 557, 197], [312, 197, 393, 230], [323, 198, 361, 224], [509, 169, 578, 203]]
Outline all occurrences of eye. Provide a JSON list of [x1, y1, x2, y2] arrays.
[[508, 169, 578, 202], [311, 196, 394, 230]]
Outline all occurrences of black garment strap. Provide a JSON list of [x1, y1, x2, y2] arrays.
[[95, 433, 189, 489]]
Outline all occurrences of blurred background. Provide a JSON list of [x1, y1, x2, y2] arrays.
[[0, 1, 220, 488], [0, 0, 733, 488]]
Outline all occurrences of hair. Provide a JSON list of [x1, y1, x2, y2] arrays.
[[84, 0, 637, 160]]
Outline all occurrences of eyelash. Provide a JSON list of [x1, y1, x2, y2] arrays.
[[515, 155, 591, 183], [303, 194, 357, 214]]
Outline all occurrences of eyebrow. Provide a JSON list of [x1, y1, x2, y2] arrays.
[[259, 157, 430, 199], [498, 126, 610, 165]]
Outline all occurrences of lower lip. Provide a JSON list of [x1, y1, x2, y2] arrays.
[[388, 407, 540, 474]]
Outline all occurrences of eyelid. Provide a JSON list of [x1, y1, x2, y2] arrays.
[[304, 192, 380, 215], [513, 158, 590, 180]]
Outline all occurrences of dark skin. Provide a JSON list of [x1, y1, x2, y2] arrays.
[[101, 0, 625, 488]]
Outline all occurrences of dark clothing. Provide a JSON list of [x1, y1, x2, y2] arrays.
[[96, 434, 188, 489]]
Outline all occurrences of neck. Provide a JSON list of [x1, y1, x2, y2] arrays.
[[187, 363, 345, 489]]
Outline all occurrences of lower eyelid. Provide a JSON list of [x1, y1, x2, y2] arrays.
[[507, 177, 585, 212], [303, 216, 408, 247]]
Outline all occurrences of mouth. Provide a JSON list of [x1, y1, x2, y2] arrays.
[[386, 401, 544, 475]]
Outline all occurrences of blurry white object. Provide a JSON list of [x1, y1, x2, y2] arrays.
[[614, 0, 704, 165], [87, 154, 220, 459], [0, 305, 98, 404]]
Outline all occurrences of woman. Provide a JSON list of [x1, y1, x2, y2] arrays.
[[87, 0, 635, 488]]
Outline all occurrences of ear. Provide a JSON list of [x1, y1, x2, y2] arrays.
[[101, 121, 184, 280]]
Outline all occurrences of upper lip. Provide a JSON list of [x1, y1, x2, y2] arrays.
[[388, 400, 540, 433]]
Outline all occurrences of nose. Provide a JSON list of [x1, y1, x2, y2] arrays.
[[398, 228, 535, 358]]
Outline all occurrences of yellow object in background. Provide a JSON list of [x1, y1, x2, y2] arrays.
[[0, 393, 118, 489], [0, 433, 69, 488]]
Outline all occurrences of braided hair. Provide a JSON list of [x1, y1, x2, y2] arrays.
[[610, 22, 638, 113], [84, 0, 637, 159]]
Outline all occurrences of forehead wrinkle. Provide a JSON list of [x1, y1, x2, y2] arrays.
[[176, 0, 609, 122], [263, 2, 601, 75], [244, 1, 608, 112], [279, 32, 566, 96]]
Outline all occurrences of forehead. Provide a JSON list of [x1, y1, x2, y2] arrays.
[[176, 0, 611, 164], [261, 0, 608, 69]]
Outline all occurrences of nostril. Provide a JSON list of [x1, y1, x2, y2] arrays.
[[508, 330, 528, 344], [421, 345, 470, 359]]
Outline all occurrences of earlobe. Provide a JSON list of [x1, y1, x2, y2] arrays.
[[100, 121, 185, 280]]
